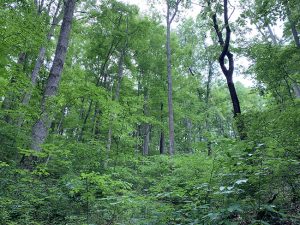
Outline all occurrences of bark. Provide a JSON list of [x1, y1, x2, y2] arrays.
[[78, 99, 93, 141], [142, 88, 150, 156], [28, 0, 76, 159], [205, 61, 213, 155], [292, 83, 300, 98], [143, 125, 150, 156], [91, 103, 101, 138], [106, 125, 112, 152], [285, 2, 300, 48], [37, 0, 45, 14], [159, 131, 165, 154], [185, 118, 193, 152], [166, 0, 181, 155], [285, 3, 300, 98], [159, 102, 165, 154]]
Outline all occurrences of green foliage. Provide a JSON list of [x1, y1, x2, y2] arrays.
[[0, 0, 299, 224]]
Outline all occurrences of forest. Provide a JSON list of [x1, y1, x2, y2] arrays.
[[0, 0, 299, 224]]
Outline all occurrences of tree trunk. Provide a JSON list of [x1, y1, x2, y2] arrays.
[[210, 0, 246, 140], [78, 99, 93, 141], [106, 48, 126, 153], [185, 118, 193, 153], [166, 7, 175, 155], [142, 88, 150, 155], [205, 61, 213, 155], [27, 0, 76, 159], [159, 102, 165, 154], [292, 83, 300, 98], [22, 1, 62, 106], [285, 3, 300, 48], [285, 3, 300, 98], [143, 125, 150, 155], [226, 76, 241, 116], [266, 24, 278, 45]]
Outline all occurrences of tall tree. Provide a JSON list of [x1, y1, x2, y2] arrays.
[[22, 0, 76, 167], [22, 0, 63, 106], [207, 0, 246, 139], [166, 0, 181, 155]]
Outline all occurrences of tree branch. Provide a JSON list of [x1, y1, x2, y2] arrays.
[[169, 0, 182, 24]]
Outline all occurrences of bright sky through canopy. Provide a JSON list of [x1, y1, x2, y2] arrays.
[[122, 0, 255, 87]]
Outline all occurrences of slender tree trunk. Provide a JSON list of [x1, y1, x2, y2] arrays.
[[185, 118, 193, 152], [292, 83, 300, 98], [285, 3, 300, 48], [210, 0, 246, 140], [285, 3, 300, 98], [164, 0, 181, 155], [91, 103, 101, 138], [106, 49, 126, 153], [26, 0, 76, 162], [142, 88, 150, 155], [205, 61, 213, 155], [166, 7, 175, 155], [143, 125, 150, 155], [22, 1, 62, 106], [266, 24, 278, 45], [226, 76, 241, 116], [159, 102, 165, 154], [78, 99, 93, 141]]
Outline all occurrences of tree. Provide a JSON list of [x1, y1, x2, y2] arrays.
[[166, 0, 182, 155], [207, 0, 246, 140], [22, 0, 76, 168]]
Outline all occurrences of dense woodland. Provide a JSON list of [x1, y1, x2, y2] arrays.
[[0, 0, 300, 224]]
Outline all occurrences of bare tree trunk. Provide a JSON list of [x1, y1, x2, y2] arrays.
[[285, 3, 300, 98], [22, 0, 76, 168], [91, 103, 101, 138], [143, 125, 150, 155], [142, 88, 150, 155], [166, 0, 181, 155], [184, 118, 193, 152], [166, 18, 175, 155], [78, 99, 93, 141], [205, 61, 213, 155], [210, 0, 246, 140], [159, 102, 165, 154], [285, 3, 300, 48]]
